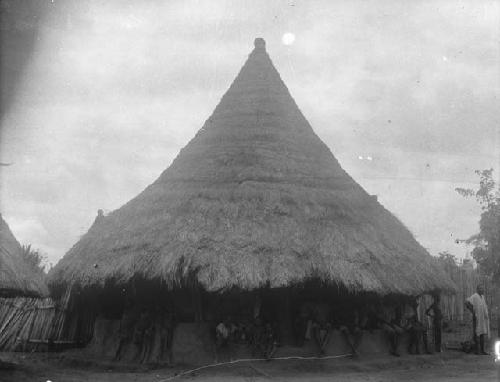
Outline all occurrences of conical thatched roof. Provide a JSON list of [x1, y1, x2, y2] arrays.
[[0, 215, 48, 297], [50, 38, 455, 295]]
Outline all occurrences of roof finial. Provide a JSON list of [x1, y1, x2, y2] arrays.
[[94, 209, 105, 225], [254, 38, 266, 50]]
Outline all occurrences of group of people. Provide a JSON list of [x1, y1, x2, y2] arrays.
[[293, 286, 493, 358], [115, 304, 174, 364], [292, 296, 444, 357], [112, 285, 491, 364], [215, 317, 280, 360], [213, 296, 445, 360]]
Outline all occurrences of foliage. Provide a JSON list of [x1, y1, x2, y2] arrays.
[[438, 251, 458, 264], [455, 169, 500, 282], [20, 244, 49, 275], [436, 251, 459, 273]]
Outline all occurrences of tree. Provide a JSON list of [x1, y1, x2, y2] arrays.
[[20, 244, 49, 275], [456, 169, 500, 282], [436, 251, 459, 274]]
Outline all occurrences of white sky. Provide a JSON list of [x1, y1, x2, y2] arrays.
[[1, 0, 499, 267]]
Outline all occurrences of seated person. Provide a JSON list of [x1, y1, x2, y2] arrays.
[[115, 300, 140, 361], [339, 308, 365, 357], [406, 314, 430, 355], [250, 317, 266, 356], [235, 321, 251, 344], [157, 309, 174, 365], [311, 303, 332, 356], [133, 308, 153, 363], [227, 319, 239, 342], [367, 302, 404, 357], [262, 322, 279, 360], [293, 308, 309, 347], [140, 317, 154, 363], [215, 318, 231, 348], [250, 317, 280, 359]]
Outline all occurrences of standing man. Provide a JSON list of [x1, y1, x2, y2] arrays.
[[426, 293, 443, 353], [466, 285, 490, 355]]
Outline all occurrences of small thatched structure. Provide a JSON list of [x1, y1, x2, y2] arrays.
[[0, 216, 65, 354], [0, 214, 47, 298], [50, 38, 454, 296]]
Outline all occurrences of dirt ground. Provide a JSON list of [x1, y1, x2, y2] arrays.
[[0, 351, 498, 382]]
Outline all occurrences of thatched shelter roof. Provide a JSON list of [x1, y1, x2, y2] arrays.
[[0, 215, 48, 297], [50, 38, 455, 295]]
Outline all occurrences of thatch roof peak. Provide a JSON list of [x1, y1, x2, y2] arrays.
[[0, 214, 48, 297], [49, 40, 456, 296], [254, 37, 266, 50]]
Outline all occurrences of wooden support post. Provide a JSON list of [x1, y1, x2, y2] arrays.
[[253, 292, 262, 320], [497, 316, 499, 338], [282, 289, 293, 345], [193, 287, 203, 322]]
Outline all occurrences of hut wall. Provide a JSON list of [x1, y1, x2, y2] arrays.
[[86, 317, 121, 358]]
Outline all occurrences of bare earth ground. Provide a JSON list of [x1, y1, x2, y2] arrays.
[[0, 351, 497, 382]]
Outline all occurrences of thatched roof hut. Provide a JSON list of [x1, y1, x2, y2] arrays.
[[50, 38, 455, 296], [0, 214, 48, 297]]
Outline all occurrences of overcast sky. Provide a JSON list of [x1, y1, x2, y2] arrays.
[[1, 0, 499, 267]]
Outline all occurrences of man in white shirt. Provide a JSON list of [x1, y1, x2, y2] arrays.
[[466, 285, 490, 355]]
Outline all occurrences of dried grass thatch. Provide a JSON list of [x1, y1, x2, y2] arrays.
[[0, 215, 48, 297], [49, 38, 456, 296]]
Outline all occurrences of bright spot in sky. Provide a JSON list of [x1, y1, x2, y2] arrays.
[[358, 155, 373, 161], [282, 32, 295, 46]]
